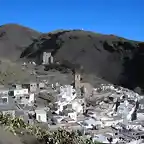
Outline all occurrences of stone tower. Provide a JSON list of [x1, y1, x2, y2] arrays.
[[42, 52, 51, 65], [74, 70, 81, 89]]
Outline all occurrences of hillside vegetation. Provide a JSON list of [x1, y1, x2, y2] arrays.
[[0, 113, 101, 144]]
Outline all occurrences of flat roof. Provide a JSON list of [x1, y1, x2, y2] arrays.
[[0, 104, 17, 111]]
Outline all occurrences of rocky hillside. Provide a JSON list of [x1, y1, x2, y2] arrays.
[[21, 29, 144, 91], [0, 23, 144, 92], [0, 24, 40, 61]]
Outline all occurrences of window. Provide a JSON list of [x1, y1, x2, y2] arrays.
[[38, 115, 41, 121], [2, 98, 8, 103], [8, 91, 14, 96], [26, 96, 29, 99]]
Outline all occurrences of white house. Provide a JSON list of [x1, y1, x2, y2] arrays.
[[126, 124, 143, 131], [103, 119, 123, 127], [35, 108, 47, 123], [71, 100, 83, 114], [28, 93, 35, 104], [0, 89, 9, 96], [13, 88, 29, 97], [68, 111, 77, 121], [78, 118, 103, 129], [92, 134, 110, 144], [52, 115, 64, 123], [55, 104, 64, 114], [93, 134, 119, 144], [55, 85, 77, 114], [61, 117, 76, 124], [59, 85, 75, 97], [0, 95, 9, 104], [64, 87, 76, 102], [22, 83, 37, 93], [12, 84, 22, 89], [38, 82, 45, 89]]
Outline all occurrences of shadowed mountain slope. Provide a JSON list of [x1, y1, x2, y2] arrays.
[[0, 23, 144, 91], [21, 29, 144, 90]]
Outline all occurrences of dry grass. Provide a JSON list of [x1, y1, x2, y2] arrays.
[[0, 59, 32, 84]]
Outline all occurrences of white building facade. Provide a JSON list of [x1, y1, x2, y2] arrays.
[[35, 109, 47, 123]]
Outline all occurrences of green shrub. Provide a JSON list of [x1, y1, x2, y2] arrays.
[[0, 113, 102, 144]]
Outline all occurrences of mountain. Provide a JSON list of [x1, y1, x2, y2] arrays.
[[0, 24, 40, 61], [21, 29, 144, 91], [0, 23, 144, 91]]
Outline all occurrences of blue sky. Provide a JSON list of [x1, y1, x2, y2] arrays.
[[0, 0, 143, 41]]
